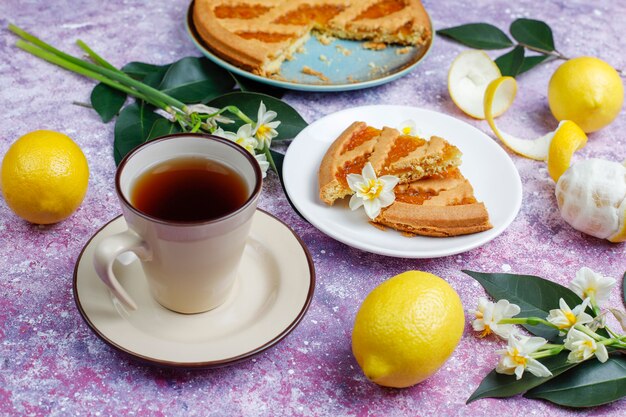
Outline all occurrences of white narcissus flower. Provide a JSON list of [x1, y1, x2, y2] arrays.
[[471, 298, 521, 339], [546, 298, 593, 334], [398, 119, 417, 136], [186, 104, 235, 128], [254, 153, 270, 178], [222, 124, 259, 155], [564, 327, 609, 363], [347, 162, 399, 220], [254, 101, 280, 149], [570, 267, 617, 306], [496, 336, 552, 380]]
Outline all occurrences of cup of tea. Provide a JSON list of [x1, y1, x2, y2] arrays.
[[93, 134, 262, 314]]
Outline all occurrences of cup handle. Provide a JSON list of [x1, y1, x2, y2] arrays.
[[93, 229, 152, 310]]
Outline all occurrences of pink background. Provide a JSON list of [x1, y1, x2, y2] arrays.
[[1, 0, 625, 415]]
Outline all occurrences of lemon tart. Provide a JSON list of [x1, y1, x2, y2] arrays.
[[318, 122, 492, 237], [192, 0, 432, 75]]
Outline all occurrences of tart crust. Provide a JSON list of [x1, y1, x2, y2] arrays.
[[193, 0, 432, 75]]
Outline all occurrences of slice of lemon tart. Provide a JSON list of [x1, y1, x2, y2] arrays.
[[318, 122, 492, 237], [192, 0, 432, 76]]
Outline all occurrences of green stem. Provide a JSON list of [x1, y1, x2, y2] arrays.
[[76, 40, 119, 72], [263, 145, 277, 174], [499, 317, 560, 329], [531, 346, 564, 359], [518, 41, 625, 77], [10, 24, 186, 112], [16, 41, 159, 105], [222, 105, 254, 124]]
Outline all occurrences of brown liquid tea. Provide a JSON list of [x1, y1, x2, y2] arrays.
[[131, 157, 248, 222]]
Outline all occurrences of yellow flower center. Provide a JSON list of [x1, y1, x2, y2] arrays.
[[584, 340, 594, 349], [565, 311, 577, 325], [361, 179, 383, 200], [257, 124, 270, 138], [511, 349, 527, 366], [583, 287, 595, 299], [479, 324, 491, 338], [402, 127, 412, 135]]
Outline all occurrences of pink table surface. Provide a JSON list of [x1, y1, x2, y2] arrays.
[[1, 0, 625, 416]]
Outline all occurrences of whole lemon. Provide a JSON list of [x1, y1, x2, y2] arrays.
[[548, 57, 624, 133], [1, 130, 89, 224], [352, 271, 464, 388]]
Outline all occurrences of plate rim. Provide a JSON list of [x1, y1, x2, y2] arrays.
[[282, 104, 523, 258], [184, 0, 435, 92], [73, 209, 316, 369]]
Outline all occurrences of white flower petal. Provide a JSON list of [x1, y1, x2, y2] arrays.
[[349, 194, 364, 211], [521, 337, 548, 354], [363, 198, 381, 219], [347, 174, 364, 192], [525, 358, 552, 378], [595, 343, 609, 363], [377, 190, 396, 208], [362, 162, 377, 181], [380, 175, 400, 191]]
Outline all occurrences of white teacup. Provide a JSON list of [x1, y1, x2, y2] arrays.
[[93, 134, 262, 314]]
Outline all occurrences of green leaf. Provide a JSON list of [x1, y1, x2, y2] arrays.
[[206, 92, 308, 141], [510, 18, 555, 52], [437, 23, 514, 49], [90, 82, 126, 123], [495, 45, 525, 77], [524, 355, 626, 407], [230, 72, 285, 98], [467, 352, 578, 403], [517, 55, 551, 75], [622, 271, 626, 306], [158, 57, 235, 103], [113, 102, 164, 165], [462, 271, 583, 341], [146, 118, 182, 141], [141, 66, 171, 89], [121, 61, 169, 80]]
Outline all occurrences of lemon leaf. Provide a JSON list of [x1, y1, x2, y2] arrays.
[[494, 45, 525, 77], [510, 18, 555, 52], [524, 356, 626, 407], [437, 23, 514, 49], [90, 82, 126, 123], [518, 55, 551, 75]]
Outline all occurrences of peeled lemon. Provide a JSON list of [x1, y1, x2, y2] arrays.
[[448, 50, 512, 119], [1, 130, 89, 224], [548, 57, 624, 133], [352, 271, 464, 388], [556, 158, 626, 242], [483, 76, 588, 181]]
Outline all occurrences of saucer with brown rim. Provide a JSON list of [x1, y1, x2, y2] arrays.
[[73, 210, 315, 368]]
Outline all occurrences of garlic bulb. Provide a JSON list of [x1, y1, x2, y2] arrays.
[[555, 158, 626, 242]]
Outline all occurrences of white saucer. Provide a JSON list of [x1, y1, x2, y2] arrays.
[[73, 210, 315, 368], [283, 105, 523, 258]]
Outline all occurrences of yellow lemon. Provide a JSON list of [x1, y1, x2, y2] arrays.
[[352, 271, 464, 388], [548, 57, 624, 133], [1, 130, 89, 224]]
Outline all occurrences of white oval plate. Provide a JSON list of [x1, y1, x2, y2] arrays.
[[283, 105, 523, 258]]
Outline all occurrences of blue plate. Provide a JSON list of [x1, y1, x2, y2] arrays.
[[185, 1, 434, 92]]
